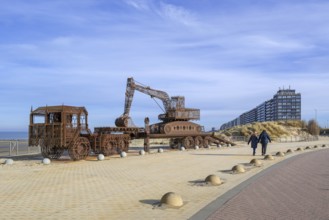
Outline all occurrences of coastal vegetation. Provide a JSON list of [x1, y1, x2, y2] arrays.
[[217, 120, 320, 139]]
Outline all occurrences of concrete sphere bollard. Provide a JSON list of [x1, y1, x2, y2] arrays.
[[322, 144, 327, 148], [286, 149, 293, 154], [194, 145, 199, 150], [264, 154, 274, 160], [160, 192, 183, 208], [218, 144, 222, 148], [205, 174, 222, 186], [250, 159, 262, 166], [296, 147, 303, 152], [120, 151, 127, 158], [158, 148, 164, 153], [180, 146, 186, 151], [276, 151, 285, 157], [305, 146, 311, 150], [232, 164, 245, 173], [5, 159, 14, 165], [42, 158, 51, 165], [314, 145, 318, 149], [97, 154, 105, 161], [139, 150, 145, 155]]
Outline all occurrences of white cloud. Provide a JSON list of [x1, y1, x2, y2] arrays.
[[157, 2, 198, 26], [124, 0, 150, 10], [1, 1, 329, 131]]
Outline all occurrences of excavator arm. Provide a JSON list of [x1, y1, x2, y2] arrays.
[[115, 77, 171, 127], [129, 78, 171, 112], [115, 77, 200, 127]]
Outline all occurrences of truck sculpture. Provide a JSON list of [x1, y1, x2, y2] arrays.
[[28, 77, 234, 160]]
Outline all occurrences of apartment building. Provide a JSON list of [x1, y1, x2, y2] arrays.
[[220, 88, 301, 130]]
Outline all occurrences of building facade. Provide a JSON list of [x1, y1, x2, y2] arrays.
[[220, 88, 301, 130]]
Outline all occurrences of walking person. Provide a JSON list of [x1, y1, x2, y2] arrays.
[[258, 130, 271, 155], [248, 131, 258, 156]]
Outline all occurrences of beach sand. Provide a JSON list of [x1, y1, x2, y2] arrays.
[[1, 137, 328, 220]]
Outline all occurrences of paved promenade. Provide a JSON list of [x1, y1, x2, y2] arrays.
[[191, 147, 329, 220], [1, 138, 329, 220]]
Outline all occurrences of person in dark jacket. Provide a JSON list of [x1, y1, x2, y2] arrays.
[[258, 130, 271, 155], [248, 131, 259, 156]]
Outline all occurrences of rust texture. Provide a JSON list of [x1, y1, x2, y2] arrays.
[[116, 77, 234, 150], [29, 78, 234, 161], [29, 105, 137, 160]]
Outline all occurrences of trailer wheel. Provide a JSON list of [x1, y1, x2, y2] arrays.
[[183, 136, 194, 149], [169, 138, 179, 149], [68, 137, 90, 160], [101, 137, 118, 156], [203, 136, 212, 148], [117, 139, 129, 153], [194, 136, 203, 148], [40, 139, 64, 159], [124, 140, 130, 152]]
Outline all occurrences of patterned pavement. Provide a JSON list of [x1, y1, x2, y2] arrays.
[[191, 148, 329, 220], [1, 140, 329, 220]]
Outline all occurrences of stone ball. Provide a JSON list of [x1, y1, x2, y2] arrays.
[[264, 154, 274, 160], [194, 145, 199, 150], [314, 145, 318, 149], [276, 151, 285, 157], [218, 144, 222, 148], [296, 147, 303, 151], [232, 164, 245, 173], [180, 147, 186, 151], [120, 151, 127, 158], [322, 144, 327, 148], [205, 174, 222, 186], [158, 148, 164, 153], [5, 159, 14, 165], [286, 149, 293, 153], [160, 192, 183, 208], [97, 154, 105, 161], [305, 146, 311, 150], [139, 150, 145, 155], [42, 158, 51, 165], [250, 159, 262, 166]]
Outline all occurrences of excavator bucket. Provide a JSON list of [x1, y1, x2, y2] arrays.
[[115, 115, 136, 127]]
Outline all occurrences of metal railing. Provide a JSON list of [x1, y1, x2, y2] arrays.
[[0, 139, 40, 157]]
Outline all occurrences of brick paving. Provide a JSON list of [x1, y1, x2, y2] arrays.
[[205, 148, 329, 220], [1, 139, 329, 220]]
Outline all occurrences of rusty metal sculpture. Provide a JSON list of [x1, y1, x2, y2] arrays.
[[29, 78, 234, 161], [115, 77, 232, 151], [29, 105, 139, 160]]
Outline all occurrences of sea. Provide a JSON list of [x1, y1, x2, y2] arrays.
[[0, 131, 28, 140]]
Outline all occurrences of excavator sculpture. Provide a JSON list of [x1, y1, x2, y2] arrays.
[[114, 77, 236, 150], [115, 77, 202, 135]]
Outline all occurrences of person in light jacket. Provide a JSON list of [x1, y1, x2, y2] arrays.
[[258, 130, 271, 155], [248, 131, 259, 156]]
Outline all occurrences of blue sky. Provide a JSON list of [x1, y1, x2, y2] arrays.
[[1, 0, 329, 131]]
